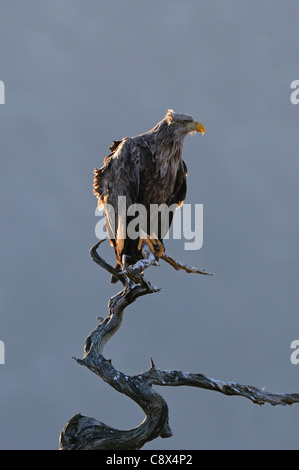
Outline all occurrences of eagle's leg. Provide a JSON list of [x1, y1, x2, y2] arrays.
[[122, 242, 158, 279], [137, 232, 165, 258]]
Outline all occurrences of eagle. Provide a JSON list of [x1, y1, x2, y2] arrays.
[[93, 109, 205, 283]]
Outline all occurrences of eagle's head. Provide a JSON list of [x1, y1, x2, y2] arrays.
[[164, 109, 205, 137]]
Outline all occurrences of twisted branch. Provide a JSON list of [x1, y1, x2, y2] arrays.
[[59, 240, 299, 450]]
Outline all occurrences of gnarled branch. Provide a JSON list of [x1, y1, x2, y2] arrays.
[[161, 252, 214, 276], [59, 240, 299, 450]]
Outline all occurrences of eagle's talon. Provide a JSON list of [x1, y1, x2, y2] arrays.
[[154, 242, 165, 258], [137, 236, 155, 254], [138, 233, 165, 258]]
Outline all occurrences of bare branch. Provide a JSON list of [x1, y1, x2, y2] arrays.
[[161, 252, 214, 276], [60, 242, 167, 450], [90, 240, 127, 286], [139, 368, 299, 407], [59, 241, 299, 450]]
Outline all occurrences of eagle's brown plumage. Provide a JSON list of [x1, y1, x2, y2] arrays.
[[93, 109, 204, 283]]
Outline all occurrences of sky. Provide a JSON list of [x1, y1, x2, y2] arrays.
[[0, 0, 299, 450]]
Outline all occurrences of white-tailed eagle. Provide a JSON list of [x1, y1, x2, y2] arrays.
[[93, 109, 205, 282]]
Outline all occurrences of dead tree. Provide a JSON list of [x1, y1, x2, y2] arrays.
[[59, 240, 299, 450]]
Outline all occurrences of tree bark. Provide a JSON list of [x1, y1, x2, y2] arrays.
[[59, 240, 299, 450]]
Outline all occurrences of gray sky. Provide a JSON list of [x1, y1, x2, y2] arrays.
[[0, 0, 299, 449]]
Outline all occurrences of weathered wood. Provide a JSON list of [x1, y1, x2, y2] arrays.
[[60, 240, 167, 450], [161, 252, 214, 276], [59, 240, 299, 450]]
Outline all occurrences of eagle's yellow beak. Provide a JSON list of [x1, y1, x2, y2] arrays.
[[186, 120, 205, 135], [194, 121, 205, 135]]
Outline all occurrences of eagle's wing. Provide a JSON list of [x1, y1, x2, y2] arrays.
[[93, 138, 140, 263], [164, 160, 188, 233], [171, 160, 188, 208]]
